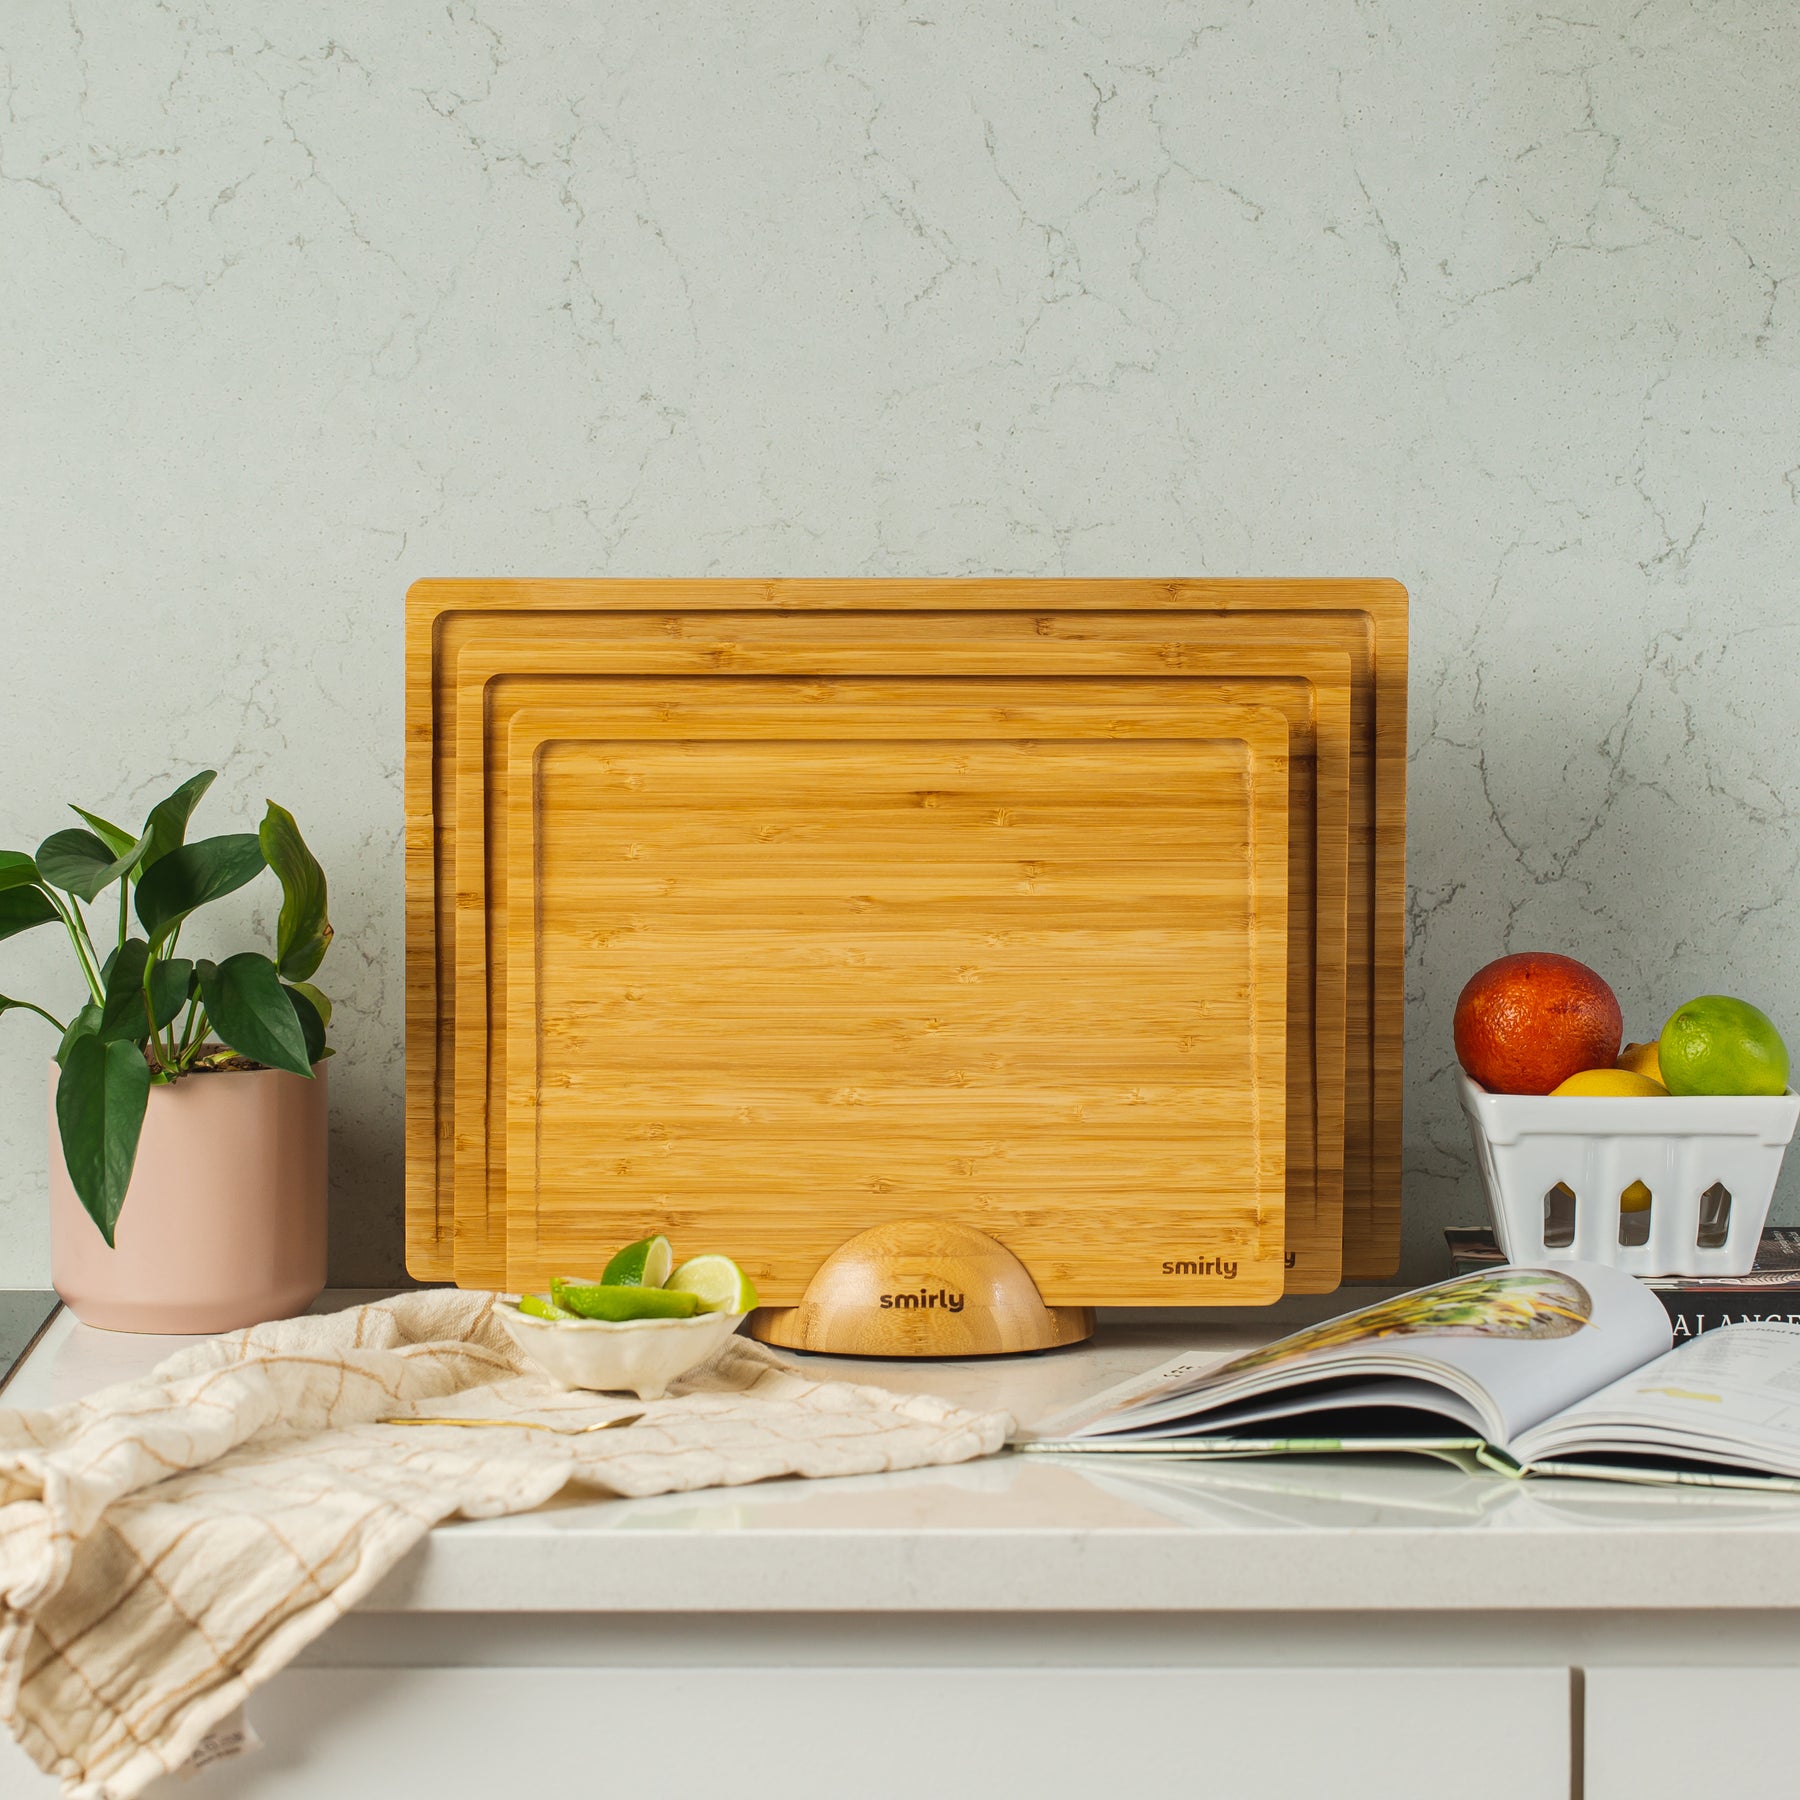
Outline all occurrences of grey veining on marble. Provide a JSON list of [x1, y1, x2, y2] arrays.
[[1, 2, 1797, 1286]]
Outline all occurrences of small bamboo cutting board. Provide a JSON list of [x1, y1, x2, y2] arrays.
[[404, 579, 1406, 1284], [450, 656, 1349, 1293], [500, 686, 1290, 1305]]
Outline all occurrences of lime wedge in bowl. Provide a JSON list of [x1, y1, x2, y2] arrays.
[[517, 1293, 576, 1321], [666, 1254, 758, 1314], [552, 1282, 699, 1322], [602, 1234, 674, 1288]]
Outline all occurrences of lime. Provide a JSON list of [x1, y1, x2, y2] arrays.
[[517, 1293, 576, 1321], [666, 1254, 758, 1314], [602, 1234, 674, 1288], [1659, 996, 1790, 1096], [552, 1282, 699, 1322]]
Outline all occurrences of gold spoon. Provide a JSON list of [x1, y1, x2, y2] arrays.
[[377, 1412, 646, 1434]]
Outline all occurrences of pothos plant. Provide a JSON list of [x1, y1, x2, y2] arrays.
[[0, 770, 333, 1246]]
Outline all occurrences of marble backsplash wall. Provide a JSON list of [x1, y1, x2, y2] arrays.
[[2, 1, 1795, 1287]]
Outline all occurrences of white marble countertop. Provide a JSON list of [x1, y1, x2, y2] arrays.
[[13, 1291, 1800, 1617]]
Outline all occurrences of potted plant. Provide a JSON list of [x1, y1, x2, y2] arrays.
[[0, 770, 334, 1333]]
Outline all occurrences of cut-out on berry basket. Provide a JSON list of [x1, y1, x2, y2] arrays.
[[1458, 1073, 1800, 1276]]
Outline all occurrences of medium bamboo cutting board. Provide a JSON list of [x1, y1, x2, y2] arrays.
[[449, 653, 1349, 1293], [500, 688, 1291, 1305], [404, 579, 1406, 1283]]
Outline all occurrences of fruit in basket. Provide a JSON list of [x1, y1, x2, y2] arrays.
[[1453, 953, 1624, 1095], [1617, 1040, 1664, 1083], [1549, 1068, 1667, 1097], [1658, 996, 1790, 1097]]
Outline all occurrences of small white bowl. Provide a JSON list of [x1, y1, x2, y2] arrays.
[[497, 1303, 746, 1400]]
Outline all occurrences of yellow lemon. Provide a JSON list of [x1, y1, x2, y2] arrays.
[[1620, 1179, 1653, 1213], [1617, 1040, 1664, 1083], [1549, 1068, 1668, 1097]]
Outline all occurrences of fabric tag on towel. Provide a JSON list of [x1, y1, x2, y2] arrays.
[[174, 1707, 262, 1778]]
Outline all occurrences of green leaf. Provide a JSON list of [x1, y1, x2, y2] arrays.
[[37, 829, 120, 901], [134, 834, 265, 947], [97, 939, 152, 1045], [56, 1004, 101, 1067], [258, 801, 332, 981], [141, 771, 217, 873], [70, 808, 137, 858], [283, 982, 328, 1066], [36, 826, 154, 902], [0, 993, 63, 1032], [56, 1034, 152, 1247], [149, 957, 196, 1031], [0, 852, 42, 893], [0, 885, 59, 945], [197, 952, 313, 1076], [288, 980, 332, 1029]]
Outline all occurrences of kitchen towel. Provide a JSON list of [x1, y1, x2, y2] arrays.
[[0, 1289, 1010, 1798]]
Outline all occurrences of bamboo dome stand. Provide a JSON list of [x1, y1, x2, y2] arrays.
[[746, 1219, 1095, 1358]]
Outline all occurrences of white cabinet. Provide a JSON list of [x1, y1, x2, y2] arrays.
[[1586, 1667, 1794, 1800], [0, 1665, 1572, 1798]]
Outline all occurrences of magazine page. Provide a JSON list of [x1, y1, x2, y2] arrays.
[[1512, 1320, 1800, 1480], [1025, 1262, 1671, 1447]]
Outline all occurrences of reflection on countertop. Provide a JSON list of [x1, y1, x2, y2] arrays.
[[12, 1288, 1800, 1617]]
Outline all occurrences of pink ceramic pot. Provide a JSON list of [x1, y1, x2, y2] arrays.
[[49, 1060, 328, 1334]]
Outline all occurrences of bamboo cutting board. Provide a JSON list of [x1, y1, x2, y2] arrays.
[[500, 687, 1291, 1305], [404, 579, 1406, 1282], [450, 653, 1350, 1293], [435, 617, 1361, 1289]]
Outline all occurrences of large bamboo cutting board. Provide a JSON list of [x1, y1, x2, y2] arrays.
[[500, 687, 1290, 1305], [404, 579, 1406, 1282], [450, 652, 1350, 1293]]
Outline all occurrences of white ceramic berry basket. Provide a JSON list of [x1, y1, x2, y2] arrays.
[[1458, 1073, 1800, 1277]]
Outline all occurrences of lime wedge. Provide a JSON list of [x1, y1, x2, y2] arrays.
[[553, 1282, 700, 1322], [517, 1293, 576, 1321], [666, 1254, 758, 1315], [602, 1234, 674, 1288]]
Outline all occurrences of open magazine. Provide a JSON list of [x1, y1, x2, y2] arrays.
[[1021, 1261, 1800, 1490]]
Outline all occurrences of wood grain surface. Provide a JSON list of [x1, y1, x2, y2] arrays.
[[404, 579, 1405, 1283], [746, 1219, 1097, 1356], [501, 688, 1290, 1305], [453, 656, 1349, 1293]]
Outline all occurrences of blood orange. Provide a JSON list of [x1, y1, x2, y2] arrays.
[[1453, 953, 1623, 1095]]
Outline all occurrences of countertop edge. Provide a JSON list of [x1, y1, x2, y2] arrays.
[[359, 1520, 1800, 1614]]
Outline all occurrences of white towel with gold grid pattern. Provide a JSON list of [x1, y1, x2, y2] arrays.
[[0, 1290, 1009, 1798]]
